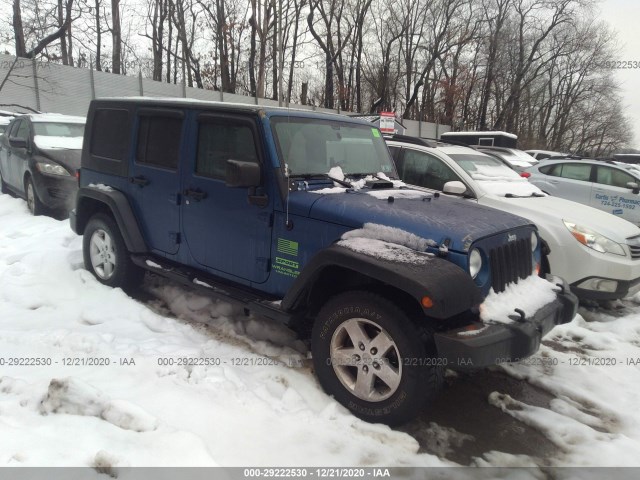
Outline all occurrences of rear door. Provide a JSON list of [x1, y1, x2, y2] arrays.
[[128, 108, 185, 255], [181, 111, 272, 284], [541, 162, 593, 203], [591, 165, 640, 225]]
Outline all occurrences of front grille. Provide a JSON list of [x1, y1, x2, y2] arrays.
[[627, 236, 640, 259], [489, 238, 533, 293]]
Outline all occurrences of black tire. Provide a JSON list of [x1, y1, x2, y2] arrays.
[[25, 176, 44, 216], [311, 291, 443, 426], [83, 213, 144, 292]]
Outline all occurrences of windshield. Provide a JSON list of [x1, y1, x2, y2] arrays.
[[448, 153, 544, 197], [33, 122, 85, 137], [271, 117, 396, 177], [486, 151, 533, 167], [33, 122, 85, 150]]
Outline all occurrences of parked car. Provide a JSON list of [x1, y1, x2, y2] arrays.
[[0, 113, 85, 215], [474, 146, 537, 172], [386, 135, 640, 303], [526, 158, 640, 226], [525, 149, 569, 160], [70, 98, 576, 425]]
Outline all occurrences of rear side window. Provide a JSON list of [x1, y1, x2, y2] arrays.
[[196, 120, 258, 179], [539, 164, 562, 176], [90, 109, 129, 160], [541, 162, 591, 181], [136, 115, 183, 170]]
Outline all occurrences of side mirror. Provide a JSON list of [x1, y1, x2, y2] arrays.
[[226, 159, 261, 188], [627, 181, 640, 194], [9, 137, 27, 149], [443, 181, 467, 196]]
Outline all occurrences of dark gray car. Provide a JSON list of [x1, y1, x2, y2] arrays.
[[0, 113, 85, 215]]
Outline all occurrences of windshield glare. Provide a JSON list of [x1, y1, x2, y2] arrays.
[[33, 122, 85, 138], [272, 117, 396, 177], [448, 153, 543, 197]]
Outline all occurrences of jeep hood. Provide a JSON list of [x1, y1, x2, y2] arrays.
[[484, 195, 640, 242], [291, 188, 533, 252]]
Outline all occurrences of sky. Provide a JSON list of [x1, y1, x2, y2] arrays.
[[599, 0, 640, 149]]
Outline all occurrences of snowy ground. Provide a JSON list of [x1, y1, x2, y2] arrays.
[[1, 192, 640, 469]]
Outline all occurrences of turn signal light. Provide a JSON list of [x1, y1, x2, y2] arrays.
[[421, 296, 433, 308], [520, 172, 531, 178]]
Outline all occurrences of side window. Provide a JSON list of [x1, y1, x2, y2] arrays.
[[196, 120, 258, 179], [136, 115, 182, 170], [15, 120, 29, 141], [558, 163, 591, 182], [401, 149, 461, 191], [539, 164, 562, 176], [388, 146, 402, 162], [596, 166, 635, 188], [91, 108, 129, 161]]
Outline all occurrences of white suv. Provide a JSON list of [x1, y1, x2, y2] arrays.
[[386, 136, 640, 302]]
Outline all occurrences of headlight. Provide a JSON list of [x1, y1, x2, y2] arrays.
[[531, 231, 538, 252], [563, 220, 626, 256], [35, 162, 70, 176], [469, 248, 482, 278]]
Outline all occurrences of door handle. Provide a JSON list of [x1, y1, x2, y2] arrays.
[[184, 188, 207, 201], [129, 175, 149, 187]]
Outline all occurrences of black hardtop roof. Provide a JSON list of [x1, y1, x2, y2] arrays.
[[90, 97, 368, 124]]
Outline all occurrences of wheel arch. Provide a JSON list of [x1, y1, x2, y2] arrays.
[[74, 187, 147, 253]]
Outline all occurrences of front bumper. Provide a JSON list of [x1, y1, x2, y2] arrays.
[[32, 171, 78, 212], [434, 275, 577, 369], [570, 275, 640, 301]]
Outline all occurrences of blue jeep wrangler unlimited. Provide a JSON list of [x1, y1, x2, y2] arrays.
[[70, 98, 577, 425]]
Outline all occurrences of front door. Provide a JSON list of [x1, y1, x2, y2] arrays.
[[181, 112, 272, 284], [128, 109, 184, 255], [591, 165, 640, 225]]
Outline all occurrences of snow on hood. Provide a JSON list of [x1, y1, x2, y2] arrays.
[[34, 135, 83, 150], [338, 223, 436, 264], [473, 165, 544, 197]]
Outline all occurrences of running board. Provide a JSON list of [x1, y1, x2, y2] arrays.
[[131, 255, 292, 324]]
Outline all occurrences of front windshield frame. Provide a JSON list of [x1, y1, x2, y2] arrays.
[[270, 116, 398, 179]]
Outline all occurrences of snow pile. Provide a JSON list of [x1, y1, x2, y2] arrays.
[[480, 275, 558, 324], [33, 135, 83, 150]]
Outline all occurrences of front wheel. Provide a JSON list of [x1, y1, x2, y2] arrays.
[[25, 176, 44, 216], [83, 213, 143, 291], [311, 291, 442, 425]]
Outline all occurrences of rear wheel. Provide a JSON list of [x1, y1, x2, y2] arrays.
[[83, 213, 143, 291], [311, 291, 442, 425]]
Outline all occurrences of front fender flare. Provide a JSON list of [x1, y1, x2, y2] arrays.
[[282, 244, 481, 320]]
